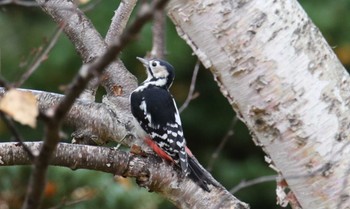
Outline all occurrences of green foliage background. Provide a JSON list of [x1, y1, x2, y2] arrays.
[[0, 1, 349, 208]]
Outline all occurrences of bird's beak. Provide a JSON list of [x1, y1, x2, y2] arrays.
[[136, 57, 149, 67]]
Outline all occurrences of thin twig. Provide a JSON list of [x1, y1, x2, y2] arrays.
[[150, 9, 166, 59], [0, 112, 35, 160], [230, 175, 279, 194], [230, 161, 335, 194], [207, 116, 238, 171], [16, 23, 66, 87], [179, 59, 201, 113]]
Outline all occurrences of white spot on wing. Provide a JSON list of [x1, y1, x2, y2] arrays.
[[158, 141, 166, 148], [151, 132, 168, 139], [176, 140, 185, 147], [167, 123, 178, 128], [172, 98, 182, 126], [139, 100, 153, 124], [139, 100, 147, 111]]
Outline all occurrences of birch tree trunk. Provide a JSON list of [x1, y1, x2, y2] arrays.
[[168, 0, 350, 208]]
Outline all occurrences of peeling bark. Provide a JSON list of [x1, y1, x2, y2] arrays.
[[168, 0, 350, 208]]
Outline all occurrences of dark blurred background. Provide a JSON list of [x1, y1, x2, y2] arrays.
[[0, 0, 349, 208]]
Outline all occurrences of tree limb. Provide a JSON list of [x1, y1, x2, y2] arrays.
[[168, 0, 350, 208], [105, 0, 137, 45], [0, 142, 249, 209], [0, 88, 145, 149], [150, 8, 166, 59]]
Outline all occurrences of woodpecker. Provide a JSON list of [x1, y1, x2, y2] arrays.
[[130, 57, 216, 192]]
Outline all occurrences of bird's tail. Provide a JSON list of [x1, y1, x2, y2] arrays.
[[187, 156, 217, 192]]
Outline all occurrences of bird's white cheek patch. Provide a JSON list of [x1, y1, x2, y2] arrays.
[[153, 66, 169, 78]]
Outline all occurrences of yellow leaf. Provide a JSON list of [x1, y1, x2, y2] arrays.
[[0, 89, 38, 128]]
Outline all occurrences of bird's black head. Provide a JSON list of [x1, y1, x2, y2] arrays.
[[137, 57, 175, 89]]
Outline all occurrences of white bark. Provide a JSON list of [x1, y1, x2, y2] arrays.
[[168, 0, 350, 208]]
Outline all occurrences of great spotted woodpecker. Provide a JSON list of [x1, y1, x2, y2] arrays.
[[130, 57, 215, 192]]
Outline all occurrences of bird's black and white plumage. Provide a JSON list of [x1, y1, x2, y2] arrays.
[[130, 57, 216, 192]]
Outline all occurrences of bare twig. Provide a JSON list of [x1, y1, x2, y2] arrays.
[[230, 174, 279, 194], [207, 116, 238, 172], [230, 161, 336, 194], [179, 59, 201, 113], [16, 23, 66, 87], [150, 9, 166, 59]]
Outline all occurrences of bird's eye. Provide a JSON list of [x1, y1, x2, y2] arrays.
[[151, 61, 157, 67]]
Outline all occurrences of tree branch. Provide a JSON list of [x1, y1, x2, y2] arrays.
[[81, 0, 137, 102], [207, 116, 237, 172], [38, 89, 142, 146], [0, 142, 249, 209], [150, 8, 166, 59], [179, 59, 200, 113], [168, 0, 350, 207], [105, 0, 137, 45]]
